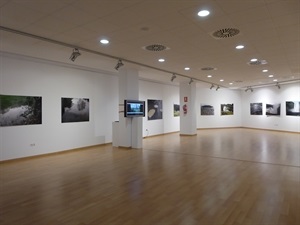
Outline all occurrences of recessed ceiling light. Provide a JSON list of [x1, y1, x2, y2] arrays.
[[207, 75, 212, 78], [236, 45, 244, 49], [262, 69, 268, 72], [184, 67, 190, 71], [250, 58, 258, 62], [229, 82, 233, 85], [158, 58, 165, 62], [273, 79, 278, 82], [198, 10, 210, 17], [100, 39, 109, 44], [220, 79, 224, 82], [268, 75, 274, 78]]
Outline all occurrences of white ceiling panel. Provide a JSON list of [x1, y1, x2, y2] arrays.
[[0, 2, 45, 29], [12, 0, 68, 14], [0, 0, 299, 88]]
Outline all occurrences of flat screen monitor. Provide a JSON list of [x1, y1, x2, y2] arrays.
[[124, 100, 145, 117]]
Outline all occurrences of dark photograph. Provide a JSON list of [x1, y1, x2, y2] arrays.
[[221, 104, 234, 115], [147, 99, 163, 120], [266, 103, 281, 116], [250, 103, 263, 115], [62, 97, 89, 123], [286, 101, 300, 116], [0, 95, 42, 127], [201, 104, 214, 115]]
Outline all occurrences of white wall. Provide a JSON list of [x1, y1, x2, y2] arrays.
[[0, 53, 118, 161], [241, 83, 300, 132], [139, 80, 180, 137], [1, 53, 299, 161], [196, 87, 242, 128]]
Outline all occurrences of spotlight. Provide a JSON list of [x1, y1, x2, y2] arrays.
[[210, 84, 215, 89], [69, 48, 81, 62], [115, 59, 124, 70], [216, 86, 220, 91], [188, 78, 194, 85], [171, 73, 176, 82], [276, 82, 280, 89]]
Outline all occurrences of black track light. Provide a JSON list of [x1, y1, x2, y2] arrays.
[[69, 48, 81, 62]]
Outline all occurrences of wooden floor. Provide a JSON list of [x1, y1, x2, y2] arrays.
[[0, 128, 299, 225]]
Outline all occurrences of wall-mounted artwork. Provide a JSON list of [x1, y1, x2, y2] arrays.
[[173, 104, 180, 117], [250, 103, 263, 115], [286, 101, 300, 116], [221, 104, 234, 115], [266, 103, 281, 116], [0, 95, 42, 127], [201, 104, 214, 115], [147, 99, 163, 120], [62, 97, 89, 123]]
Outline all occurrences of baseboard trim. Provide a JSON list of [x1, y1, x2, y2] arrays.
[[143, 131, 179, 139], [0, 143, 112, 164], [197, 126, 243, 130], [241, 127, 300, 134]]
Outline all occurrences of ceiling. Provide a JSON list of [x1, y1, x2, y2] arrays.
[[0, 0, 299, 89]]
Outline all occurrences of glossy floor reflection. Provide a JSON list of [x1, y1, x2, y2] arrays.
[[0, 128, 299, 225], [144, 128, 300, 167]]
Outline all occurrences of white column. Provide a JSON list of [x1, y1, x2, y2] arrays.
[[179, 82, 197, 135], [117, 68, 143, 148]]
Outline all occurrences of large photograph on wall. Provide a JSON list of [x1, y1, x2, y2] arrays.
[[61, 97, 89, 123], [0, 94, 42, 127], [201, 104, 214, 115], [286, 101, 300, 116], [250, 103, 263, 115], [266, 103, 281, 116], [147, 99, 163, 120], [221, 104, 234, 115], [173, 104, 180, 117]]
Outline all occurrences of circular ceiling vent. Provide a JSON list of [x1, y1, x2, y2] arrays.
[[247, 60, 268, 65], [212, 28, 240, 39], [143, 44, 168, 52], [201, 67, 217, 71]]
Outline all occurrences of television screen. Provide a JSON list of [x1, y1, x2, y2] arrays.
[[124, 100, 145, 117]]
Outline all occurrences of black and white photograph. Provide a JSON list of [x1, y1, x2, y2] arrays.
[[286, 101, 300, 116], [62, 97, 89, 123], [0, 95, 42, 127], [201, 104, 214, 115], [266, 103, 281, 116], [173, 104, 180, 117], [221, 104, 234, 115], [250, 103, 263, 115], [147, 99, 163, 120]]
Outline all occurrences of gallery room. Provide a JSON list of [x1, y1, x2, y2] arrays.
[[0, 0, 299, 224]]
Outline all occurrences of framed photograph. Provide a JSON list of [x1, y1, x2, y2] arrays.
[[221, 104, 234, 115], [286, 101, 300, 116], [62, 97, 89, 123], [147, 99, 163, 120], [266, 103, 281, 116], [0, 94, 42, 127], [173, 104, 180, 117], [250, 103, 263, 115], [201, 104, 214, 115]]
